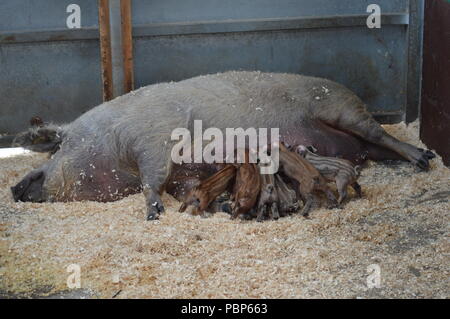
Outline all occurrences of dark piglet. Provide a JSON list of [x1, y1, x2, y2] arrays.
[[274, 174, 299, 216], [256, 171, 279, 222]]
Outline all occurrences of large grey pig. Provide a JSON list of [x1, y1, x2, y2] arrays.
[[11, 71, 435, 220]]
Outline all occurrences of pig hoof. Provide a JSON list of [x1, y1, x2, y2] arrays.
[[327, 204, 337, 209], [416, 157, 430, 171], [220, 202, 232, 214], [414, 148, 436, 170], [418, 148, 436, 159], [147, 213, 159, 221], [147, 202, 165, 221]]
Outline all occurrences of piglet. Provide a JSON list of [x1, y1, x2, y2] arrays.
[[231, 162, 261, 220], [274, 174, 299, 216], [256, 171, 279, 222], [295, 145, 362, 204], [179, 164, 236, 215], [278, 143, 337, 217]]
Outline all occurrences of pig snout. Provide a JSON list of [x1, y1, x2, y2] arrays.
[[11, 170, 46, 203]]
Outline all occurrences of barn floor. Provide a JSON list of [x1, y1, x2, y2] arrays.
[[0, 121, 449, 299]]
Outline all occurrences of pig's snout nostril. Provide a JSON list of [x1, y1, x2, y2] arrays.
[[11, 184, 27, 202], [11, 186, 21, 202], [11, 170, 46, 202]]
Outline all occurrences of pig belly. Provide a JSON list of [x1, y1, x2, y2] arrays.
[[280, 120, 402, 165], [64, 168, 141, 202]]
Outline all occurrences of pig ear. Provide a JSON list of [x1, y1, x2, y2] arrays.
[[12, 124, 62, 153]]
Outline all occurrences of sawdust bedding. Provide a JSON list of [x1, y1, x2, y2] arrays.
[[0, 121, 448, 299]]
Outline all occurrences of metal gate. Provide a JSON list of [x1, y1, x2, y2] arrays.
[[0, 0, 423, 133]]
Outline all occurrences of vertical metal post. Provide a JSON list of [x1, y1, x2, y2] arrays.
[[98, 0, 134, 101], [98, 0, 113, 101], [121, 0, 134, 93], [109, 0, 125, 98]]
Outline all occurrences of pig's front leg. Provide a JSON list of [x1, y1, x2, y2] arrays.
[[256, 204, 267, 222], [137, 156, 170, 220], [300, 193, 314, 217], [271, 202, 280, 220], [142, 185, 165, 220]]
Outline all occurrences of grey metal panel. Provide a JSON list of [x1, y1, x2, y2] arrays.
[[0, 0, 99, 31], [133, 25, 407, 115], [0, 40, 102, 133], [132, 14, 409, 37]]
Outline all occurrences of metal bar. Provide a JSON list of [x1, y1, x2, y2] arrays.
[[109, 0, 125, 97], [133, 14, 409, 38], [98, 0, 114, 101], [0, 13, 409, 44], [405, 0, 424, 123], [121, 0, 134, 93], [0, 28, 99, 44]]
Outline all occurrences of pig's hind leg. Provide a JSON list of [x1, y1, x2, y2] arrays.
[[319, 101, 435, 170], [299, 120, 407, 165], [299, 192, 315, 217], [335, 176, 349, 205]]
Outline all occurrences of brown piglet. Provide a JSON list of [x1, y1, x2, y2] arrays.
[[278, 143, 337, 217], [179, 164, 236, 215], [231, 161, 261, 220]]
